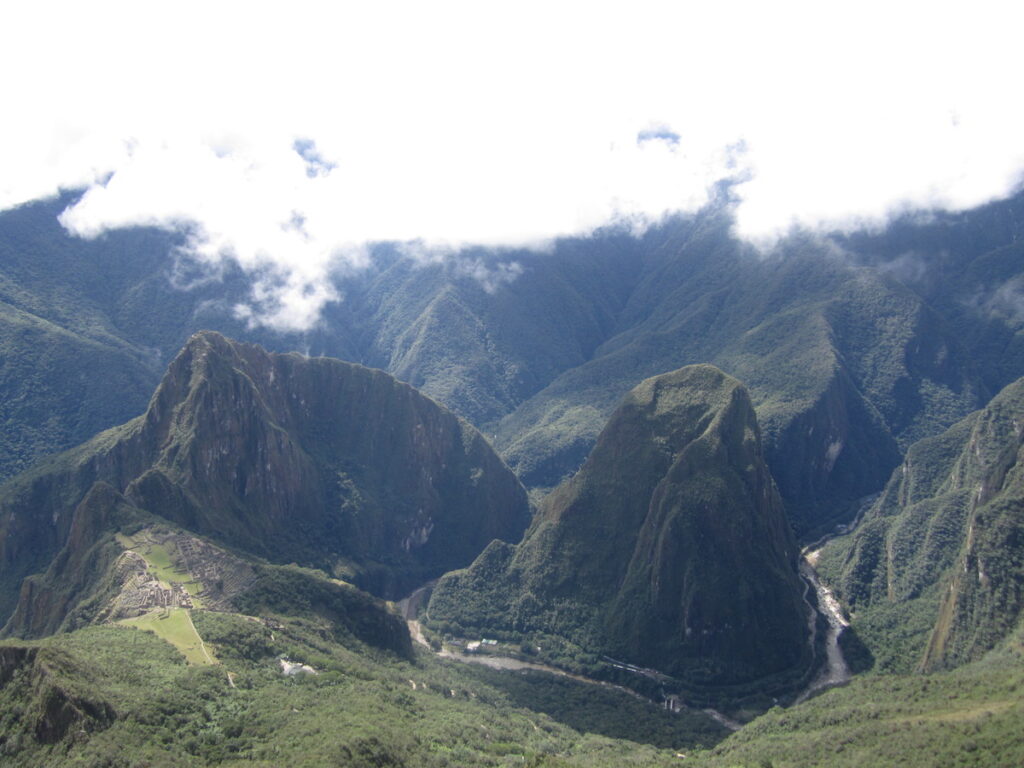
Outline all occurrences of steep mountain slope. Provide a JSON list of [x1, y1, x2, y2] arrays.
[[0, 195, 284, 484], [347, 235, 646, 427], [429, 365, 812, 695], [0, 331, 530, 629], [495, 212, 985, 532], [0, 195, 368, 485], [818, 375, 1024, 672], [3, 190, 1021, 537], [0, 197, 643, 486], [841, 190, 1024, 398]]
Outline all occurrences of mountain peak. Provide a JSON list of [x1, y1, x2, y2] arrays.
[[429, 364, 812, 695], [0, 335, 531, 633]]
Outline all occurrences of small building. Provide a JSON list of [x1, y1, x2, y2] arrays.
[[279, 657, 318, 676]]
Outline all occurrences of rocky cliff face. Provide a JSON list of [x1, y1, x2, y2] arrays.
[[0, 645, 116, 745], [762, 363, 902, 535], [0, 331, 531, 631], [429, 365, 811, 692], [128, 331, 531, 594], [822, 376, 1024, 671]]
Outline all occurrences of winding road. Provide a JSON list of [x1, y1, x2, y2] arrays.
[[397, 541, 853, 730], [397, 582, 738, 730]]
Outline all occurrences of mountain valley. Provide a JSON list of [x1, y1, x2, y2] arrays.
[[0, 189, 1022, 766]]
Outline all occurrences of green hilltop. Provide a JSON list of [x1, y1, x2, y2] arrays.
[[428, 365, 813, 702]]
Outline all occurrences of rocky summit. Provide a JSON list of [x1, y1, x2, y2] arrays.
[[428, 364, 812, 693], [0, 331, 531, 632]]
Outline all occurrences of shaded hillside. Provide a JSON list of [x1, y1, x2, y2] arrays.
[[0, 196, 646, 486], [3, 190, 1022, 537], [494, 211, 986, 533], [0, 195, 365, 484], [0, 331, 530, 629], [841, 190, 1024, 397], [429, 365, 812, 697], [347, 234, 647, 426], [818, 376, 1024, 672]]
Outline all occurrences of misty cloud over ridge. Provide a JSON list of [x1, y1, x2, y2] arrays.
[[3, 1, 1024, 330]]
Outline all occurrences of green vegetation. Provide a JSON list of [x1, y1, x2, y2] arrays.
[[0, 330, 530, 638], [491, 220, 980, 532], [463, 665, 729, 750], [120, 609, 215, 666], [0, 613, 713, 767], [684, 372, 1024, 765], [0, 191, 1023, 765], [688, 625, 1024, 767], [5, 611, 1024, 767], [231, 563, 412, 658], [430, 366, 813, 701], [817, 376, 1024, 672]]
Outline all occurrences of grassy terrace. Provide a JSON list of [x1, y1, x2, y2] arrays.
[[120, 608, 216, 666]]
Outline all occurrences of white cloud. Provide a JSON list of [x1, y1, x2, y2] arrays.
[[2, 0, 1023, 329]]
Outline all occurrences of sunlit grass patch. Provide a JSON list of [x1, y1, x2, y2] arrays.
[[120, 608, 216, 666]]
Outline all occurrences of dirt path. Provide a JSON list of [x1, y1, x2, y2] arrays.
[[407, 619, 430, 648], [397, 581, 436, 622], [185, 609, 215, 665], [701, 708, 743, 731]]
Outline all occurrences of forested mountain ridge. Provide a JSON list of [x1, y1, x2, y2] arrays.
[[0, 186, 1022, 765], [818, 374, 1024, 673], [3, 190, 1020, 535]]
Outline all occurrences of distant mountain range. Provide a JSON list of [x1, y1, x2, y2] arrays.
[[3, 190, 1021, 534]]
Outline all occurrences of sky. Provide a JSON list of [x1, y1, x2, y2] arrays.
[[2, 1, 1023, 330]]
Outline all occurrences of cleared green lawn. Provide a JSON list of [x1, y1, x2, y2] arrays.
[[120, 609, 216, 666], [144, 543, 204, 603]]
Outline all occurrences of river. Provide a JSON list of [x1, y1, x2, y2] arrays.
[[794, 549, 851, 704]]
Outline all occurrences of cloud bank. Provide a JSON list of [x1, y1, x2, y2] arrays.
[[2, 1, 1023, 329]]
